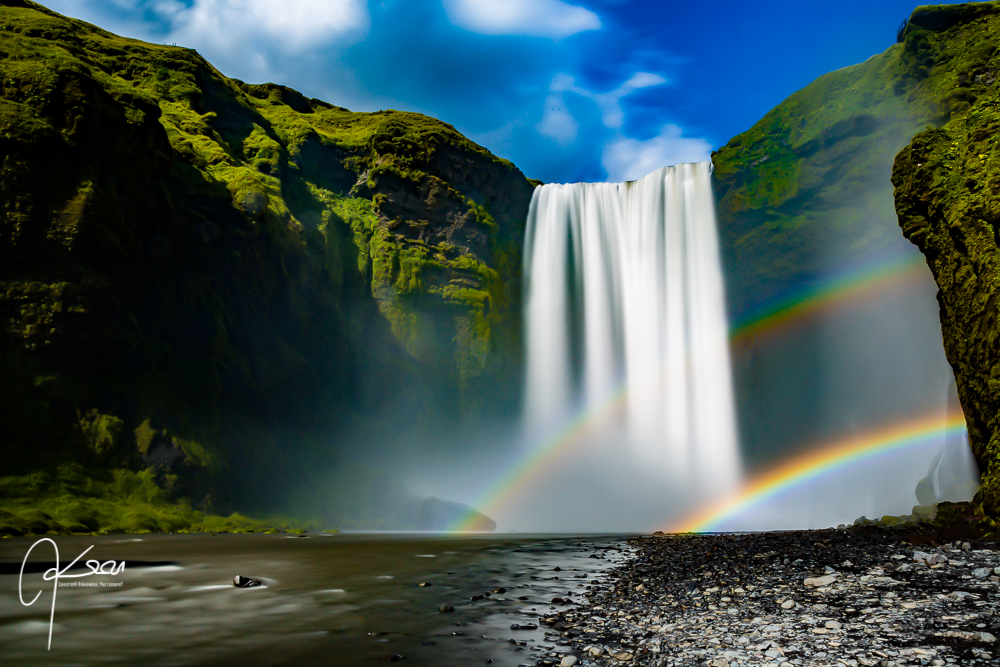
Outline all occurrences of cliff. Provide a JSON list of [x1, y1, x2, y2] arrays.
[[892, 3, 1000, 514], [0, 0, 532, 532], [710, 2, 995, 470]]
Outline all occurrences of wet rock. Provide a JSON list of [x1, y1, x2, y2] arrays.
[[543, 530, 1000, 666], [438, 604, 454, 613], [559, 656, 578, 666], [232, 574, 262, 588]]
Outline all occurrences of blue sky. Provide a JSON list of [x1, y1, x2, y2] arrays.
[[46, 0, 965, 183]]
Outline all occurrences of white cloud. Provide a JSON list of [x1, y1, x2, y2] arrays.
[[602, 124, 712, 182], [537, 92, 579, 145], [444, 0, 600, 38], [170, 0, 369, 53], [548, 71, 667, 130]]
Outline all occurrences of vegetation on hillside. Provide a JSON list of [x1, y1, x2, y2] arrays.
[[0, 0, 532, 534], [892, 2, 1000, 515], [712, 2, 1000, 320]]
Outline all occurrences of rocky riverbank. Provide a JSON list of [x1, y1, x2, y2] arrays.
[[534, 528, 1000, 667]]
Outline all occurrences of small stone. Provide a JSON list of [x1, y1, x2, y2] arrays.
[[232, 574, 262, 588], [635, 584, 646, 592], [962, 542, 972, 551], [825, 621, 842, 629], [418, 582, 432, 587], [560, 657, 579, 667], [974, 568, 991, 578], [613, 652, 633, 661], [438, 604, 454, 613], [804, 574, 838, 587], [780, 600, 795, 609], [589, 647, 604, 657]]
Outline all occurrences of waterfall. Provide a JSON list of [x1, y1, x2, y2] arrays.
[[523, 162, 740, 497]]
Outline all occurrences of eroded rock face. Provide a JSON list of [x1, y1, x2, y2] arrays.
[[892, 4, 1000, 514]]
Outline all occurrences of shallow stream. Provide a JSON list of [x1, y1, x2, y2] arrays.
[[0, 533, 633, 666]]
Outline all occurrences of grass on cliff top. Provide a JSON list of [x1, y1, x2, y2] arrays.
[[715, 0, 1000, 212], [0, 0, 517, 188], [712, 1, 1000, 315], [0, 464, 319, 536]]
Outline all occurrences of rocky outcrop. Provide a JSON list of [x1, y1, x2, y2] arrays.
[[408, 497, 496, 532], [892, 3, 1000, 514], [0, 0, 533, 529]]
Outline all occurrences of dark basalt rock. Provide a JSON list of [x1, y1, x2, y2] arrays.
[[232, 574, 262, 588]]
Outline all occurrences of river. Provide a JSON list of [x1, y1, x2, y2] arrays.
[[0, 532, 634, 666]]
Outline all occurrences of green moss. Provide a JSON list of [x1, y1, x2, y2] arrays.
[[891, 2, 1000, 515], [78, 410, 124, 458], [0, 464, 317, 535], [713, 4, 1000, 316], [0, 0, 533, 530]]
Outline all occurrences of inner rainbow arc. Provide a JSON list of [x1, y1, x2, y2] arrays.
[[668, 410, 968, 534]]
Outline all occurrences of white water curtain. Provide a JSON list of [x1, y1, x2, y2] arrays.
[[523, 162, 740, 494]]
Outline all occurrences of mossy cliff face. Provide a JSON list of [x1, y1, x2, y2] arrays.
[[0, 0, 533, 531], [711, 2, 1000, 468], [892, 4, 1000, 514], [712, 12, 951, 318]]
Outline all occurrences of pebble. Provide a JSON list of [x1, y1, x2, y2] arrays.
[[438, 603, 454, 613], [538, 530, 1000, 666]]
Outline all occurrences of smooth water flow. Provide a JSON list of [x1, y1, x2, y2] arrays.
[[523, 162, 740, 498]]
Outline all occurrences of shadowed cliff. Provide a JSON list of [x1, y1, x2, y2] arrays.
[[0, 0, 532, 532]]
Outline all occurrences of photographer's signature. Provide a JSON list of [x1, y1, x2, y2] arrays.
[[18, 538, 126, 650]]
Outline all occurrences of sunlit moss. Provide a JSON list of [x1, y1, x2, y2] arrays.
[[710, 4, 1000, 314], [892, 5, 1000, 515], [0, 0, 533, 532]]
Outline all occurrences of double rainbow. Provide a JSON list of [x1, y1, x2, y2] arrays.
[[450, 255, 938, 532]]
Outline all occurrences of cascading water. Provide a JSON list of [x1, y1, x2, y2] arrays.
[[522, 162, 741, 512]]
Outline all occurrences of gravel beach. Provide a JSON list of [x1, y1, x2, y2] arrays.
[[533, 528, 1000, 666]]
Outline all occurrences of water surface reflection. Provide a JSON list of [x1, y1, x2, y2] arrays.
[[0, 532, 633, 665]]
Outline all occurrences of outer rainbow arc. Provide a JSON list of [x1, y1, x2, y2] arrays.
[[731, 256, 926, 345], [668, 410, 968, 534]]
